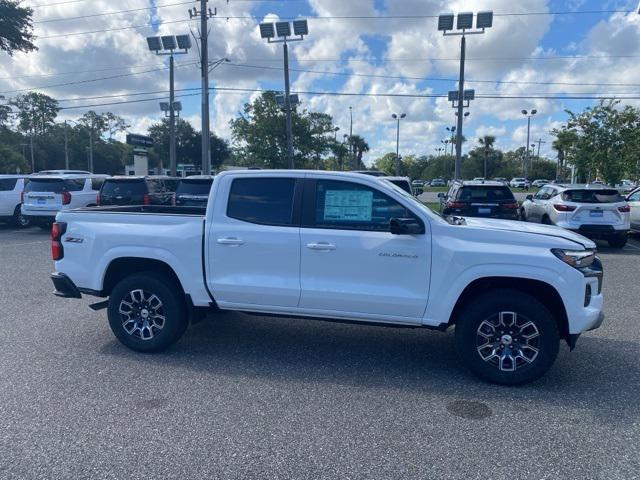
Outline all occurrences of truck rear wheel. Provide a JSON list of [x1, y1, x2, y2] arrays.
[[454, 289, 560, 385], [107, 272, 188, 352]]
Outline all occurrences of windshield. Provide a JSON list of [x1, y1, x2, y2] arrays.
[[101, 180, 146, 197], [562, 189, 623, 203], [25, 179, 84, 193], [176, 179, 213, 196]]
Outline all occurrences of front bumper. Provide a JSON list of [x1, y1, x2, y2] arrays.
[[51, 272, 81, 299]]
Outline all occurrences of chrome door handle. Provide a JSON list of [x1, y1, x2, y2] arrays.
[[217, 237, 245, 246], [306, 242, 336, 251]]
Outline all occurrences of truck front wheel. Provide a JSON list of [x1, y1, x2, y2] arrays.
[[455, 289, 560, 385], [107, 272, 188, 352]]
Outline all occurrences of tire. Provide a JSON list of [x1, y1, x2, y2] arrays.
[[454, 289, 560, 385], [107, 272, 188, 352], [541, 215, 552, 225], [607, 234, 627, 249], [39, 222, 53, 231], [12, 205, 30, 228]]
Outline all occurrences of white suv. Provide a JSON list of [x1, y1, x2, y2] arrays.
[[520, 184, 630, 248], [510, 178, 530, 189], [21, 174, 108, 228], [0, 175, 30, 227], [627, 187, 640, 233]]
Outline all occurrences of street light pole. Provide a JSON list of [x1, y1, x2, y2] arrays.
[[349, 106, 354, 169], [455, 35, 466, 181], [522, 109, 537, 179], [169, 54, 177, 176], [283, 41, 294, 169], [392, 113, 406, 176], [64, 120, 69, 170]]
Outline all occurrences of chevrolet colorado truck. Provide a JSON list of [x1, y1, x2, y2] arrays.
[[50, 170, 605, 385]]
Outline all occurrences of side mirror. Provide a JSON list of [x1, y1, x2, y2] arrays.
[[526, 195, 534, 201], [390, 218, 424, 235], [437, 192, 446, 198]]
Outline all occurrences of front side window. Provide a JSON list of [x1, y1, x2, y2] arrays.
[[628, 191, 640, 202], [311, 180, 417, 232], [227, 177, 295, 226], [0, 178, 18, 191]]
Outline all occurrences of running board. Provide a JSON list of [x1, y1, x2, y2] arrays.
[[89, 300, 109, 311]]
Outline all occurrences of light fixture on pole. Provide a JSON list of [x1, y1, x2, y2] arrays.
[[521, 109, 537, 179], [259, 19, 309, 169], [446, 125, 456, 156], [391, 113, 406, 176], [438, 10, 493, 180], [147, 34, 191, 176]]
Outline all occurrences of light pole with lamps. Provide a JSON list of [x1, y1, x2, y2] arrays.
[[438, 11, 493, 180], [259, 20, 309, 169], [392, 113, 406, 175], [522, 109, 537, 179], [147, 35, 191, 176]]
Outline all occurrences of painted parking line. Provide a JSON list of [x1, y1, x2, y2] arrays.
[[2, 241, 48, 247]]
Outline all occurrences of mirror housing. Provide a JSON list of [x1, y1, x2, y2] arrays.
[[390, 218, 424, 235], [526, 194, 534, 201], [437, 192, 446, 198]]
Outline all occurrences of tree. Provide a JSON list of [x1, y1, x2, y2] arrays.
[[0, 1, 36, 56], [230, 91, 339, 169], [0, 104, 12, 127], [104, 112, 130, 140], [12, 92, 59, 135], [78, 111, 108, 136], [0, 143, 28, 173], [478, 135, 496, 178], [348, 135, 370, 169]]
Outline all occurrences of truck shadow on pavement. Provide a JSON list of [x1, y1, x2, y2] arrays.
[[99, 310, 640, 423]]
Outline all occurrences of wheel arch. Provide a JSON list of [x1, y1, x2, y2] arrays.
[[448, 276, 569, 343], [102, 257, 184, 298]]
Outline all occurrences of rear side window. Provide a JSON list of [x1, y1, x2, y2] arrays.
[[227, 178, 295, 226], [457, 186, 515, 201], [176, 180, 213, 196], [562, 189, 623, 203], [101, 180, 146, 196], [388, 180, 412, 194], [0, 178, 18, 191], [311, 180, 417, 232], [25, 179, 85, 193]]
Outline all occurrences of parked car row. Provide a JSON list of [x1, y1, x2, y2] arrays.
[[0, 171, 215, 229]]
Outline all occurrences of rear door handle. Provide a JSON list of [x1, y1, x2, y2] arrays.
[[306, 242, 336, 251], [217, 237, 245, 246]]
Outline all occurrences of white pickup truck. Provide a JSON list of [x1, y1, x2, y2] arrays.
[[51, 170, 605, 385]]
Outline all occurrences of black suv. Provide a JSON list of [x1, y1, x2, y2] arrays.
[[439, 180, 519, 220], [98, 176, 179, 206], [174, 176, 214, 207]]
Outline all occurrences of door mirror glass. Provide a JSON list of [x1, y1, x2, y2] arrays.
[[526, 194, 534, 201], [390, 218, 424, 235]]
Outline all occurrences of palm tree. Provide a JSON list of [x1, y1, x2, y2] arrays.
[[551, 129, 577, 181], [478, 135, 496, 178], [348, 135, 370, 169]]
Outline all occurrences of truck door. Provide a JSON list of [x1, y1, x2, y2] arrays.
[[298, 178, 430, 322], [207, 175, 302, 308]]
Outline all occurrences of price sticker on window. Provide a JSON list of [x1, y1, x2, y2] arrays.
[[324, 190, 373, 221]]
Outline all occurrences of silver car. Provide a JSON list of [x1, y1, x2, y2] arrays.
[[627, 187, 640, 233], [520, 183, 631, 248]]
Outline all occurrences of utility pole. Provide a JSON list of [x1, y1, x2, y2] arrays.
[[88, 121, 94, 173], [190, 1, 216, 175], [392, 113, 406, 176], [536, 138, 546, 160], [455, 35, 466, 181], [64, 120, 69, 170], [29, 132, 34, 173]]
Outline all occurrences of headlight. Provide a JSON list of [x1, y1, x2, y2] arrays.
[[551, 248, 596, 269]]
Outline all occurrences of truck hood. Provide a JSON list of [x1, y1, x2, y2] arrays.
[[460, 217, 596, 249]]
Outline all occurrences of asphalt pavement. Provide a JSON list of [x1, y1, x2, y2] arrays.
[[0, 224, 639, 479]]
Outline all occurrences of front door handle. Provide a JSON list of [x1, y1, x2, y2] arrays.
[[217, 237, 245, 246], [306, 242, 336, 251]]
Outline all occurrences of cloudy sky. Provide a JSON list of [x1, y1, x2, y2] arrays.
[[2, 0, 640, 164]]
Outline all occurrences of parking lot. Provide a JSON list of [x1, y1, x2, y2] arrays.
[[1, 225, 639, 479]]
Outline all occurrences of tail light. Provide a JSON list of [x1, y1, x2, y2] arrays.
[[618, 205, 631, 213], [61, 191, 72, 205], [21, 191, 25, 203], [143, 193, 151, 205], [447, 201, 465, 209], [96, 193, 101, 206], [503, 202, 519, 209], [553, 204, 577, 212], [51, 222, 67, 261]]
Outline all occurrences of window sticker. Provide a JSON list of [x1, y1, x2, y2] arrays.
[[324, 190, 373, 221]]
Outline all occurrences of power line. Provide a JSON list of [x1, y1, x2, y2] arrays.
[[36, 17, 195, 39], [33, 1, 194, 24], [28, 0, 87, 8], [227, 61, 640, 88]]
